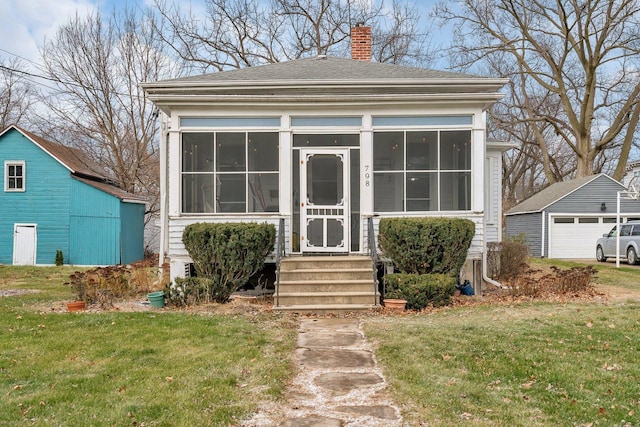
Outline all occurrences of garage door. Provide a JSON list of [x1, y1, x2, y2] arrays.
[[549, 217, 616, 259]]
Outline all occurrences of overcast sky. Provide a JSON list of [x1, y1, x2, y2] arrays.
[[0, 0, 440, 66]]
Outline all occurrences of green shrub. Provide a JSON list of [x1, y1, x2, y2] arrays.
[[55, 250, 64, 266], [378, 217, 475, 276], [181, 222, 276, 303], [385, 273, 456, 309]]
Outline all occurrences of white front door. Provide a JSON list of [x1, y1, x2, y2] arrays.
[[13, 224, 37, 265], [300, 149, 350, 252]]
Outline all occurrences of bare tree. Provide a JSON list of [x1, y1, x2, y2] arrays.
[[436, 0, 640, 183], [153, 0, 434, 72], [38, 7, 177, 228], [0, 58, 34, 130]]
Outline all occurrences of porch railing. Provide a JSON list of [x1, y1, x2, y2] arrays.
[[275, 217, 285, 307], [367, 216, 379, 305]]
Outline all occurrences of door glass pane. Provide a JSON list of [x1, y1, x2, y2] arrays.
[[307, 154, 343, 205], [217, 133, 246, 172], [307, 218, 324, 247], [327, 219, 344, 247]]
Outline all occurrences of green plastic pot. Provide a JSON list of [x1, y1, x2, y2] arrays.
[[148, 291, 165, 308]]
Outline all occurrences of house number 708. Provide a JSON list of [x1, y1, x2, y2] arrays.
[[364, 165, 370, 186]]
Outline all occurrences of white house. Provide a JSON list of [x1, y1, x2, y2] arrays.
[[142, 26, 509, 309]]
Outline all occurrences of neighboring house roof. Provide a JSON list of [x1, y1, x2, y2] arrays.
[[141, 56, 508, 112], [1, 125, 144, 204], [506, 173, 623, 215]]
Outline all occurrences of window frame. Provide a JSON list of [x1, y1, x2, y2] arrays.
[[180, 131, 279, 214], [372, 129, 472, 213], [5, 161, 26, 192]]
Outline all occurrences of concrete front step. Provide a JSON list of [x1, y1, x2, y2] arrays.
[[280, 256, 372, 271], [279, 268, 373, 281], [278, 279, 375, 293], [276, 255, 379, 313], [278, 291, 380, 306], [275, 304, 382, 315]]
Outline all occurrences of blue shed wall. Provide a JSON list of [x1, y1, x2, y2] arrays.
[[120, 201, 145, 264], [0, 129, 71, 264], [70, 179, 122, 265]]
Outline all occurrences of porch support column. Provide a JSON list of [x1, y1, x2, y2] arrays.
[[361, 115, 374, 251], [167, 121, 181, 218], [472, 113, 486, 213], [280, 115, 292, 251]]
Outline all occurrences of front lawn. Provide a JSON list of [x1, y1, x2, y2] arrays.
[[365, 257, 640, 426], [2, 259, 639, 426], [0, 266, 297, 426]]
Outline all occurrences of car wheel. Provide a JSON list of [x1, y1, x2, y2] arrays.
[[596, 246, 607, 262], [627, 247, 639, 265]]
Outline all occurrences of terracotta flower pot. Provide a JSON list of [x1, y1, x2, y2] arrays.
[[66, 301, 86, 312], [384, 298, 407, 311]]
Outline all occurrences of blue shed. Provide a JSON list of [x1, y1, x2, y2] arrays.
[[0, 125, 146, 266]]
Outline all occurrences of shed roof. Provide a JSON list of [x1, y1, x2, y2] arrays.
[[506, 174, 623, 215], [1, 125, 144, 203]]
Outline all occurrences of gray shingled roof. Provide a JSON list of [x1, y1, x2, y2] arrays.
[[156, 56, 481, 85], [506, 174, 610, 215]]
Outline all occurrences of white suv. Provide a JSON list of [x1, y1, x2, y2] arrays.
[[596, 221, 640, 265]]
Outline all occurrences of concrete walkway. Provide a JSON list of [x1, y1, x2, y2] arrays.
[[243, 318, 402, 426]]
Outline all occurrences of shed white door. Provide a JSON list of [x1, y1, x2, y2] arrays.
[[549, 217, 613, 259], [13, 224, 37, 265]]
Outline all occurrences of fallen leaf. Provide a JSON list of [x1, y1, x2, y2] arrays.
[[442, 354, 451, 361], [586, 322, 593, 328], [165, 377, 173, 382], [13, 385, 23, 390], [599, 407, 605, 415]]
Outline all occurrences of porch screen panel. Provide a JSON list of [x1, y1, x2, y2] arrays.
[[181, 131, 279, 213], [373, 129, 471, 212]]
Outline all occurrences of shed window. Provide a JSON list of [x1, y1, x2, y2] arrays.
[[181, 132, 279, 213], [5, 161, 25, 192], [373, 130, 471, 212]]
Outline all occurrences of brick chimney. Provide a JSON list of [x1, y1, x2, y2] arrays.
[[351, 22, 371, 61]]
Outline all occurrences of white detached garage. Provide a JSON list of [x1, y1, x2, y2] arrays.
[[505, 174, 640, 259]]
